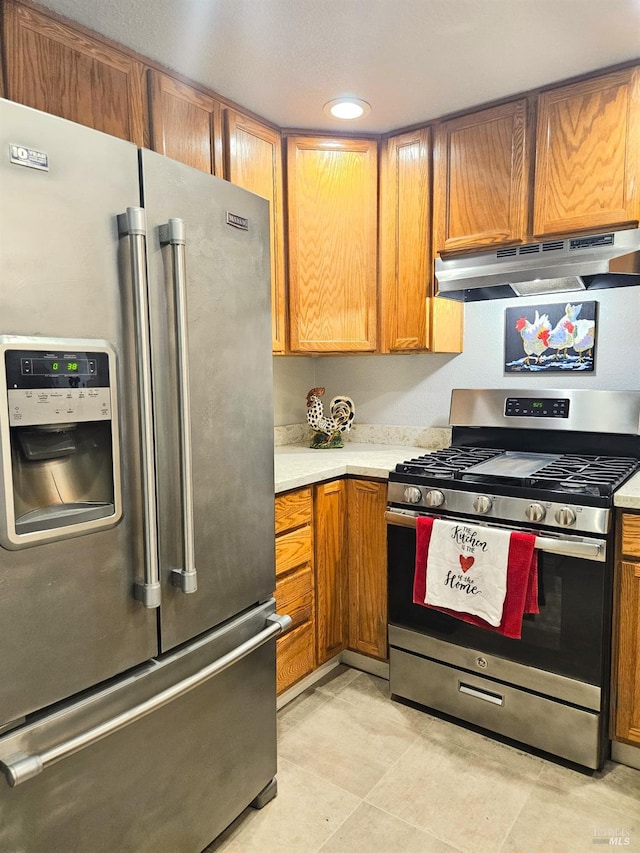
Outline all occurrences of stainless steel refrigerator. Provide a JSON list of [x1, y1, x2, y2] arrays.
[[0, 98, 287, 852]]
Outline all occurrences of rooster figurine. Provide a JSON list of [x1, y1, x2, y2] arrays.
[[306, 387, 355, 448]]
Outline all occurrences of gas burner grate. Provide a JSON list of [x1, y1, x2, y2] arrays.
[[395, 446, 504, 478], [530, 454, 640, 493]]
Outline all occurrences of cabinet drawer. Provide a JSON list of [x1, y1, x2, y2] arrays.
[[275, 526, 313, 577], [275, 488, 312, 535], [275, 565, 313, 631], [276, 622, 315, 694], [621, 514, 640, 559]]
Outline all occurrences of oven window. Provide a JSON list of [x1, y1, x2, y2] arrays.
[[388, 525, 611, 686]]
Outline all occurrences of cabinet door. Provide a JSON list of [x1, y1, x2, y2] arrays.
[[432, 100, 530, 254], [347, 479, 388, 660], [225, 110, 286, 353], [314, 480, 348, 663], [534, 69, 640, 237], [148, 69, 223, 176], [287, 136, 378, 352], [379, 129, 431, 352], [3, 1, 146, 145], [614, 558, 640, 745]]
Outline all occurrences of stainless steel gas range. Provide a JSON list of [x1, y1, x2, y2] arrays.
[[386, 388, 640, 770]]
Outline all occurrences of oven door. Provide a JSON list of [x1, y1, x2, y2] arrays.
[[386, 509, 612, 690]]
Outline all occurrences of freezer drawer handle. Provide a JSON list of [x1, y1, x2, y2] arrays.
[[0, 612, 292, 788], [159, 219, 197, 595], [118, 208, 161, 608]]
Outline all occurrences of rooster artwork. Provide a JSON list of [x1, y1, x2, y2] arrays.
[[306, 387, 355, 448], [505, 301, 598, 373]]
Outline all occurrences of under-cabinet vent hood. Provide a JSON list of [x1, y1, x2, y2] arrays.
[[435, 229, 640, 302]]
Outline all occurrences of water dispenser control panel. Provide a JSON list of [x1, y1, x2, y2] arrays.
[[5, 350, 111, 426], [5, 349, 111, 427]]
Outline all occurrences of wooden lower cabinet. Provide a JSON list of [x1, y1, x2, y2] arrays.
[[347, 479, 388, 660], [614, 512, 640, 745], [274, 487, 315, 694], [275, 477, 390, 693], [314, 480, 348, 664]]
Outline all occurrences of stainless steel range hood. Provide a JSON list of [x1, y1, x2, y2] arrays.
[[435, 229, 640, 302]]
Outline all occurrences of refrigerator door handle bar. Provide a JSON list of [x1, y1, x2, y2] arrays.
[[117, 208, 161, 609], [159, 219, 198, 595], [0, 612, 292, 788]]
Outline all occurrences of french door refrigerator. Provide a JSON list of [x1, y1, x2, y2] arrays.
[[0, 98, 288, 853]]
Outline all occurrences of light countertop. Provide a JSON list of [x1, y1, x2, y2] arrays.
[[274, 443, 426, 493], [613, 471, 640, 510]]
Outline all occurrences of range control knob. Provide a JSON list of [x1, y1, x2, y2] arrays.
[[425, 489, 445, 508], [473, 495, 493, 514], [555, 506, 577, 527], [403, 486, 422, 504], [525, 503, 546, 523]]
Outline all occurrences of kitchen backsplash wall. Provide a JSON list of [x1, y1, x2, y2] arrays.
[[273, 287, 640, 428]]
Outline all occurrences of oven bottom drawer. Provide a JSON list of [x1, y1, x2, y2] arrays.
[[390, 647, 605, 769]]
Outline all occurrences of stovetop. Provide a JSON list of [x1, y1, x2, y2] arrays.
[[393, 445, 640, 502]]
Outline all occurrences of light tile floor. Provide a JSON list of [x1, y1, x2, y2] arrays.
[[206, 666, 640, 852]]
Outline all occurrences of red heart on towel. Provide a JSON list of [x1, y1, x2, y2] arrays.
[[459, 555, 474, 573]]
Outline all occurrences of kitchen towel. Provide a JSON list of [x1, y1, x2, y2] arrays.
[[413, 517, 538, 639]]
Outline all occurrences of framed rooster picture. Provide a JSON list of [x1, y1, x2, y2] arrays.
[[504, 300, 598, 373]]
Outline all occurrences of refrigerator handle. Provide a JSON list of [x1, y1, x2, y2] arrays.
[[0, 612, 292, 787], [117, 208, 161, 609], [159, 219, 198, 595]]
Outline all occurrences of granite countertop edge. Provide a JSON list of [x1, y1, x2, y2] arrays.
[[613, 470, 640, 509], [274, 443, 426, 494]]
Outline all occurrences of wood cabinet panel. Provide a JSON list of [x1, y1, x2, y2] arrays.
[[347, 479, 388, 660], [314, 480, 348, 663], [225, 110, 286, 353], [276, 622, 315, 695], [3, 1, 146, 144], [275, 565, 313, 632], [432, 100, 530, 254], [534, 69, 640, 237], [275, 486, 315, 694], [287, 136, 378, 352], [275, 526, 313, 578], [622, 514, 640, 559], [614, 558, 640, 745], [275, 487, 312, 535], [379, 128, 431, 352], [148, 69, 223, 175]]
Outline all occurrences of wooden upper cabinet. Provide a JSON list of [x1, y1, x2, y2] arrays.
[[432, 100, 530, 255], [3, 1, 146, 145], [287, 136, 378, 353], [148, 70, 223, 176], [533, 69, 640, 237], [379, 128, 432, 352], [225, 110, 286, 353], [380, 128, 463, 354]]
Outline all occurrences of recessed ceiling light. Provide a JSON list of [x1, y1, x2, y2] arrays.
[[323, 98, 371, 120]]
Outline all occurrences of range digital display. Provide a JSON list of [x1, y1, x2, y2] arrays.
[[505, 397, 570, 418]]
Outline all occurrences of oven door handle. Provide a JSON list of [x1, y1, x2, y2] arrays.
[[384, 511, 606, 562]]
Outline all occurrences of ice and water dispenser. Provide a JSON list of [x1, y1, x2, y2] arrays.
[[0, 337, 121, 548]]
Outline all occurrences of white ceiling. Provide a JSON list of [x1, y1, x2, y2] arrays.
[[39, 0, 640, 133]]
